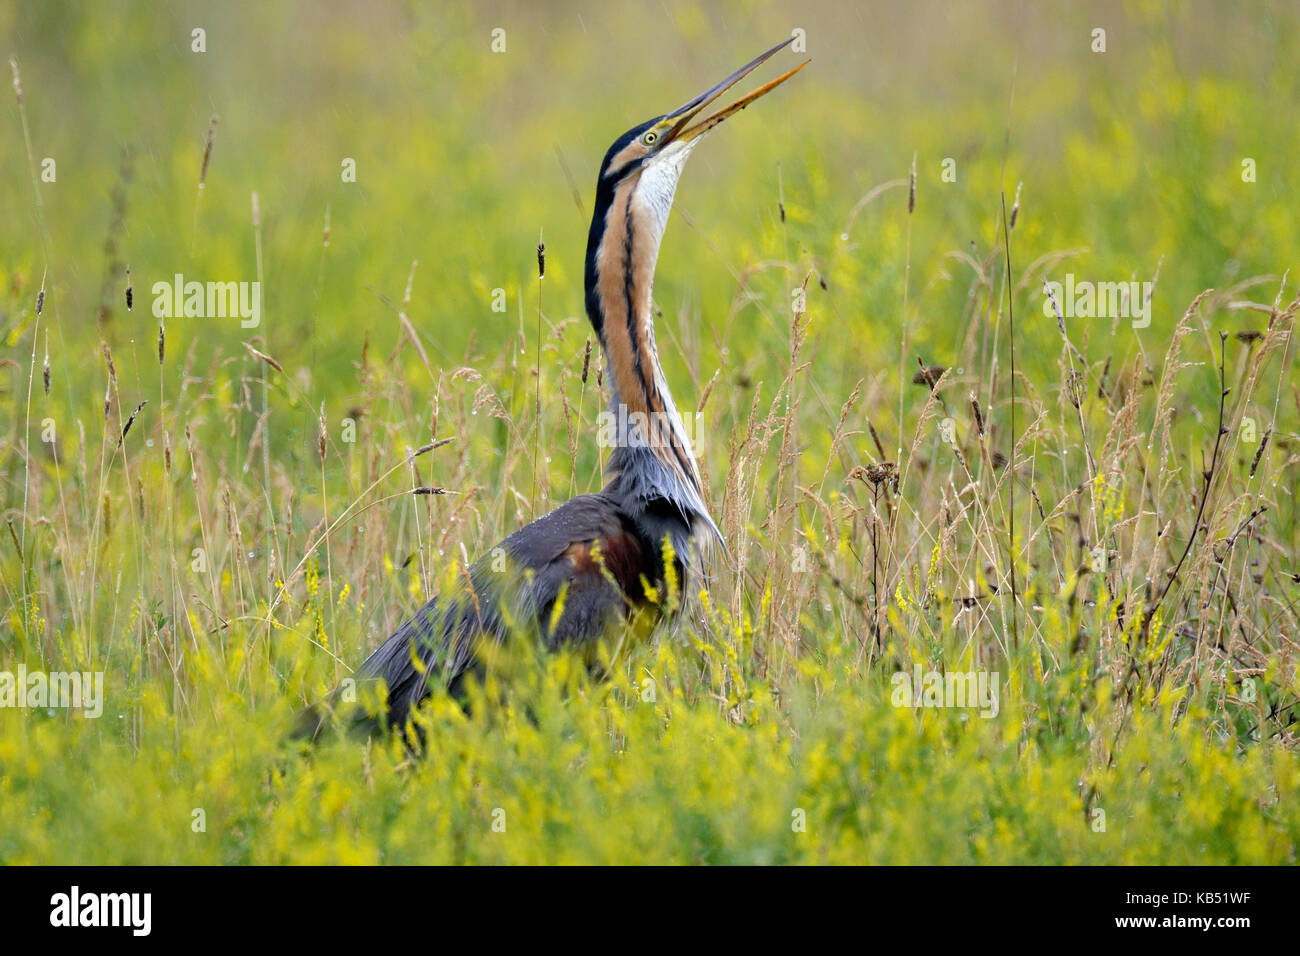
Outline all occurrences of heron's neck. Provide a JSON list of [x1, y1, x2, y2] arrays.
[[584, 172, 717, 543]]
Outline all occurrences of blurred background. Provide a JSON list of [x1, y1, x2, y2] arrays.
[[4, 0, 1296, 413]]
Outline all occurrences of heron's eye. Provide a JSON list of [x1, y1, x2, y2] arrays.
[[643, 130, 658, 145]]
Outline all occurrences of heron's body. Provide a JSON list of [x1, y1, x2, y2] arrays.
[[300, 40, 806, 740], [352, 492, 680, 730]]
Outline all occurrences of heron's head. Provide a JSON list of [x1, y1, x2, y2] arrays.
[[593, 38, 808, 233]]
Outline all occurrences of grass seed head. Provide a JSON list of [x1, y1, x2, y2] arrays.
[[199, 115, 218, 189], [120, 400, 146, 444], [101, 342, 117, 386], [318, 404, 327, 461], [908, 151, 917, 214], [9, 55, 22, 104]]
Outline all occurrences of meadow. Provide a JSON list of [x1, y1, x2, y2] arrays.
[[1, 0, 1298, 864]]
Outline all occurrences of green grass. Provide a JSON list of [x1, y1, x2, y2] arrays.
[[1, 0, 1298, 864]]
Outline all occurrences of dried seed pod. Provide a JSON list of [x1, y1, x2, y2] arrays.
[[864, 461, 897, 488], [102, 343, 118, 387], [244, 343, 283, 373], [120, 400, 146, 444], [1044, 280, 1066, 336], [698, 366, 720, 414], [867, 420, 887, 460], [1067, 368, 1085, 409], [908, 152, 917, 214], [1250, 427, 1271, 478], [9, 55, 23, 104], [200, 115, 218, 190], [410, 437, 453, 458]]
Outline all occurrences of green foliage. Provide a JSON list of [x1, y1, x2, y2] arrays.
[[1, 632, 1295, 864]]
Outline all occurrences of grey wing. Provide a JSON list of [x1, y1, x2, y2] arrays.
[[309, 493, 641, 738]]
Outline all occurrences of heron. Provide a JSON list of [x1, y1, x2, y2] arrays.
[[300, 38, 807, 741]]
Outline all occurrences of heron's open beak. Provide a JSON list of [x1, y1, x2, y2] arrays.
[[662, 38, 810, 147]]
